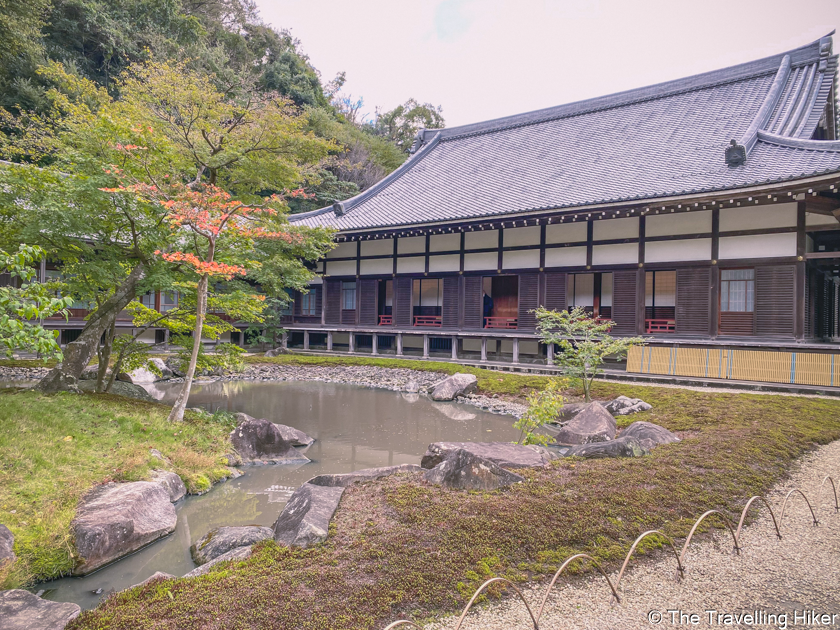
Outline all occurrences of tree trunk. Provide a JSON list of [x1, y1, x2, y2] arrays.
[[95, 320, 116, 393], [36, 264, 145, 393], [167, 273, 208, 422]]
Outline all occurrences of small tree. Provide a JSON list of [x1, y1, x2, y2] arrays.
[[514, 378, 567, 445], [535, 306, 646, 402], [0, 245, 74, 359]]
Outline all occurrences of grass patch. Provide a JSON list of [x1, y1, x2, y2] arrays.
[[0, 391, 234, 588], [0, 358, 58, 369], [69, 381, 840, 630]]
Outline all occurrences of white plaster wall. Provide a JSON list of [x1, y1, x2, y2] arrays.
[[806, 212, 839, 227], [718, 232, 797, 259], [545, 222, 587, 244], [544, 246, 586, 267], [326, 260, 356, 276], [465, 229, 499, 250], [520, 341, 540, 355], [360, 258, 393, 275], [398, 236, 426, 254], [502, 249, 540, 270], [645, 210, 712, 237], [308, 276, 323, 285], [135, 329, 156, 342], [429, 254, 460, 272], [402, 335, 424, 348], [397, 256, 425, 273], [333, 333, 349, 345], [316, 261, 324, 272], [464, 252, 498, 271], [361, 239, 393, 256], [720, 203, 796, 232], [645, 238, 711, 263], [462, 338, 482, 352], [326, 241, 357, 259], [593, 216, 638, 240], [504, 226, 540, 247], [592, 243, 638, 265], [429, 233, 461, 252]]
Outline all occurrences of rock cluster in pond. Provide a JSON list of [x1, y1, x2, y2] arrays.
[[421, 442, 556, 470], [118, 358, 173, 384], [308, 464, 423, 487], [233, 412, 315, 447], [430, 373, 478, 401], [423, 449, 524, 490], [229, 417, 311, 464], [0, 524, 15, 568], [553, 403, 617, 445], [190, 526, 273, 566], [0, 589, 81, 630], [150, 470, 187, 503], [565, 436, 648, 459], [620, 421, 680, 450], [72, 481, 177, 575], [273, 483, 345, 548], [184, 545, 253, 578]]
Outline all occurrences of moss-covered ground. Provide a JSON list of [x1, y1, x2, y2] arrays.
[[0, 391, 234, 588], [68, 365, 840, 630]]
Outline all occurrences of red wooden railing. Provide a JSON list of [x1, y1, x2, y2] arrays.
[[484, 317, 518, 329], [378, 315, 393, 326], [413, 315, 442, 327], [645, 318, 676, 333]]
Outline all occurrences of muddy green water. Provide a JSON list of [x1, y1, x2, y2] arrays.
[[35, 379, 519, 610]]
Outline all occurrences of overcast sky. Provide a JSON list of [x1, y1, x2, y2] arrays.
[[254, 0, 840, 128]]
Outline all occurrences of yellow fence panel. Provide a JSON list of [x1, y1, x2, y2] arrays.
[[672, 347, 710, 378], [793, 353, 833, 387]]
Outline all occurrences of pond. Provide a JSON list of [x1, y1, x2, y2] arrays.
[[36, 379, 520, 609]]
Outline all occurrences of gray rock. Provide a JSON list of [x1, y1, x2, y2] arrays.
[[132, 571, 175, 589], [554, 402, 617, 445], [430, 373, 478, 401], [229, 418, 311, 464], [308, 464, 423, 487], [149, 358, 173, 379], [77, 380, 155, 402], [79, 366, 100, 381], [565, 436, 648, 459], [149, 448, 170, 464], [603, 395, 652, 416], [554, 402, 591, 423], [273, 483, 344, 548], [404, 380, 420, 393], [620, 421, 679, 450], [0, 524, 15, 567], [150, 470, 186, 503], [0, 590, 80, 630], [421, 442, 553, 470], [264, 347, 288, 358], [190, 526, 273, 565], [118, 366, 158, 384], [423, 449, 524, 490], [164, 357, 185, 377], [72, 482, 177, 575], [183, 545, 252, 578], [232, 413, 315, 448]]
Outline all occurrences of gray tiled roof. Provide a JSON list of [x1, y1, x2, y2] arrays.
[[291, 35, 840, 232]]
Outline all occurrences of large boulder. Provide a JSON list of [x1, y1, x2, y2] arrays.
[[603, 395, 652, 416], [150, 470, 187, 503], [164, 357, 185, 377], [554, 402, 591, 424], [76, 380, 155, 402], [565, 436, 647, 459], [554, 402, 617, 445], [423, 449, 524, 490], [0, 524, 15, 567], [0, 590, 80, 630], [232, 413, 315, 448], [620, 421, 679, 450], [72, 482, 177, 575], [308, 464, 423, 488], [118, 366, 157, 384], [273, 483, 344, 548], [229, 417, 311, 464], [190, 526, 273, 566], [183, 545, 253, 578], [430, 373, 478, 401], [421, 442, 554, 470], [264, 347, 288, 358]]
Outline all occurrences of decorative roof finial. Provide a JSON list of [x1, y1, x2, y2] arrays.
[[333, 201, 346, 217], [725, 139, 747, 166]]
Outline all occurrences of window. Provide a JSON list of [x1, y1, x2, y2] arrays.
[[645, 271, 676, 315], [567, 272, 612, 317], [341, 281, 356, 310], [300, 291, 317, 316], [140, 292, 155, 309], [161, 292, 178, 311], [720, 269, 754, 312]]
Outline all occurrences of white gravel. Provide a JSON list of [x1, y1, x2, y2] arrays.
[[423, 440, 840, 630]]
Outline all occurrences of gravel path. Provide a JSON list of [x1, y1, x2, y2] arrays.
[[424, 440, 840, 630]]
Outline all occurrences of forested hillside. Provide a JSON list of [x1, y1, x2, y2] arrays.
[[0, 0, 444, 210]]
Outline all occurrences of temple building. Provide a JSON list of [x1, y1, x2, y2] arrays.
[[280, 34, 840, 388]]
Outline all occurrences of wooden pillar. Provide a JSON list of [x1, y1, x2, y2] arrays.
[[480, 337, 488, 362], [327, 331, 333, 351], [794, 200, 807, 340], [423, 334, 430, 359], [303, 330, 310, 351], [512, 337, 520, 364], [348, 332, 355, 353], [547, 343, 554, 366], [710, 208, 720, 339], [396, 333, 403, 356], [372, 333, 378, 355], [164, 328, 170, 352], [451, 336, 458, 361]]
